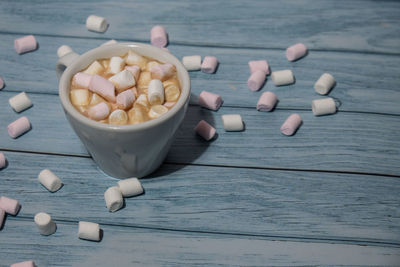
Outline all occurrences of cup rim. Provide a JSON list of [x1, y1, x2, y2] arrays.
[[58, 42, 190, 132]]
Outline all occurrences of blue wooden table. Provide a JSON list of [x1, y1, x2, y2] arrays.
[[1, 0, 399, 266]]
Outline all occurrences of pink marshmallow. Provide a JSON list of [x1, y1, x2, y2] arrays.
[[88, 102, 110, 121], [0, 196, 21, 215], [286, 43, 307, 61], [257, 91, 278, 112], [150, 63, 175, 81], [116, 89, 135, 110], [89, 75, 116, 103], [73, 72, 93, 88], [248, 60, 270, 75], [195, 120, 216, 141], [201, 56, 219, 74], [247, 70, 266, 91], [163, 102, 176, 109], [14, 35, 38, 54], [151, 25, 168, 47], [280, 113, 302, 136], [198, 91, 223, 111], [0, 152, 6, 169], [125, 65, 141, 81], [0, 209, 5, 227], [11, 261, 36, 267], [0, 76, 4, 89], [8, 116, 31, 139]]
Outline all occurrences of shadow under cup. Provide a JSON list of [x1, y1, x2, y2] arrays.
[[58, 43, 190, 179]]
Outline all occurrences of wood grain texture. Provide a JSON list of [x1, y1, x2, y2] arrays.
[[1, 151, 399, 246], [0, 0, 399, 54], [1, 33, 400, 115]]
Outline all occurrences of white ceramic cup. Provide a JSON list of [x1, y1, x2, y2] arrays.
[[57, 43, 190, 178]]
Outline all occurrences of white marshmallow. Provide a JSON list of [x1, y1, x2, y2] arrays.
[[222, 114, 244, 131], [86, 15, 108, 33], [78, 221, 101, 241], [70, 89, 90, 106], [101, 39, 117, 46], [84, 60, 104, 75], [34, 212, 56, 235], [182, 55, 202, 71], [312, 97, 337, 116], [125, 65, 141, 81], [38, 169, 63, 193], [117, 178, 144, 197], [271, 70, 295, 86], [109, 70, 135, 93], [108, 109, 128, 125], [57, 45, 73, 58], [109, 56, 125, 74], [314, 73, 336, 95], [104, 186, 124, 212], [9, 92, 33, 113], [134, 94, 150, 110], [148, 105, 169, 119], [125, 50, 148, 69], [148, 79, 165, 105]]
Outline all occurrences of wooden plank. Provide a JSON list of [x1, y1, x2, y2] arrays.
[[1, 93, 399, 175], [1, 151, 399, 245], [1, 33, 400, 115], [0, 0, 399, 54]]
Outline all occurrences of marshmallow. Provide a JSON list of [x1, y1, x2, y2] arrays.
[[70, 89, 90, 107], [89, 74, 116, 102], [88, 102, 110, 121], [151, 25, 168, 47], [137, 71, 152, 91], [134, 94, 151, 111], [222, 114, 244, 132], [9, 92, 33, 113], [163, 80, 181, 102], [182, 55, 202, 71], [73, 72, 92, 88], [38, 169, 63, 192], [0, 196, 20, 215], [195, 120, 216, 141], [314, 73, 336, 95], [14, 35, 37, 54], [286, 43, 307, 61], [10, 261, 36, 267], [104, 186, 124, 212], [109, 56, 125, 74], [109, 70, 135, 93], [148, 105, 169, 119], [116, 89, 135, 110], [109, 109, 128, 125], [163, 102, 176, 109], [84, 60, 105, 75], [281, 114, 302, 136], [34, 212, 57, 235], [78, 221, 101, 241], [128, 107, 148, 124], [312, 97, 337, 116], [86, 15, 108, 33], [145, 61, 160, 72], [257, 91, 278, 111], [57, 45, 73, 58], [8, 116, 31, 139], [0, 152, 6, 169], [0, 209, 4, 228], [198, 91, 223, 111], [248, 60, 270, 75], [101, 39, 117, 46], [271, 70, 295, 86], [247, 70, 266, 91], [125, 65, 141, 81], [126, 50, 148, 70], [0, 76, 4, 89], [148, 79, 165, 105], [89, 93, 107, 107], [150, 63, 175, 81], [117, 178, 144, 197], [201, 56, 219, 74]]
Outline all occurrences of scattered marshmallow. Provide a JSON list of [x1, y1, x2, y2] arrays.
[[14, 35, 37, 54], [34, 212, 57, 235], [73, 72, 93, 88], [150, 63, 175, 81], [198, 91, 223, 111], [247, 70, 266, 91], [195, 120, 216, 141], [286, 43, 307, 61], [10, 261, 36, 267], [222, 114, 244, 132], [57, 45, 73, 58], [281, 113, 302, 136], [109, 109, 128, 125], [104, 186, 124, 212], [38, 169, 63, 193], [0, 152, 6, 169], [117, 178, 144, 197], [0, 209, 4, 227], [109, 56, 125, 75], [151, 25, 168, 47], [88, 102, 110, 121], [201, 56, 219, 74], [314, 73, 336, 95], [84, 60, 105, 75], [148, 79, 165, 105], [0, 196, 20, 215], [86, 15, 108, 33], [125, 65, 141, 81], [8, 116, 31, 139], [248, 60, 270, 75], [271, 70, 295, 86], [101, 39, 117, 46], [148, 105, 169, 119], [9, 92, 33, 113], [70, 89, 90, 106], [89, 75, 116, 102], [126, 50, 148, 69], [109, 69, 135, 93], [182, 55, 201, 71], [116, 89, 135, 110], [0, 76, 4, 89], [312, 97, 337, 116], [78, 221, 101, 241], [257, 91, 278, 112]]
